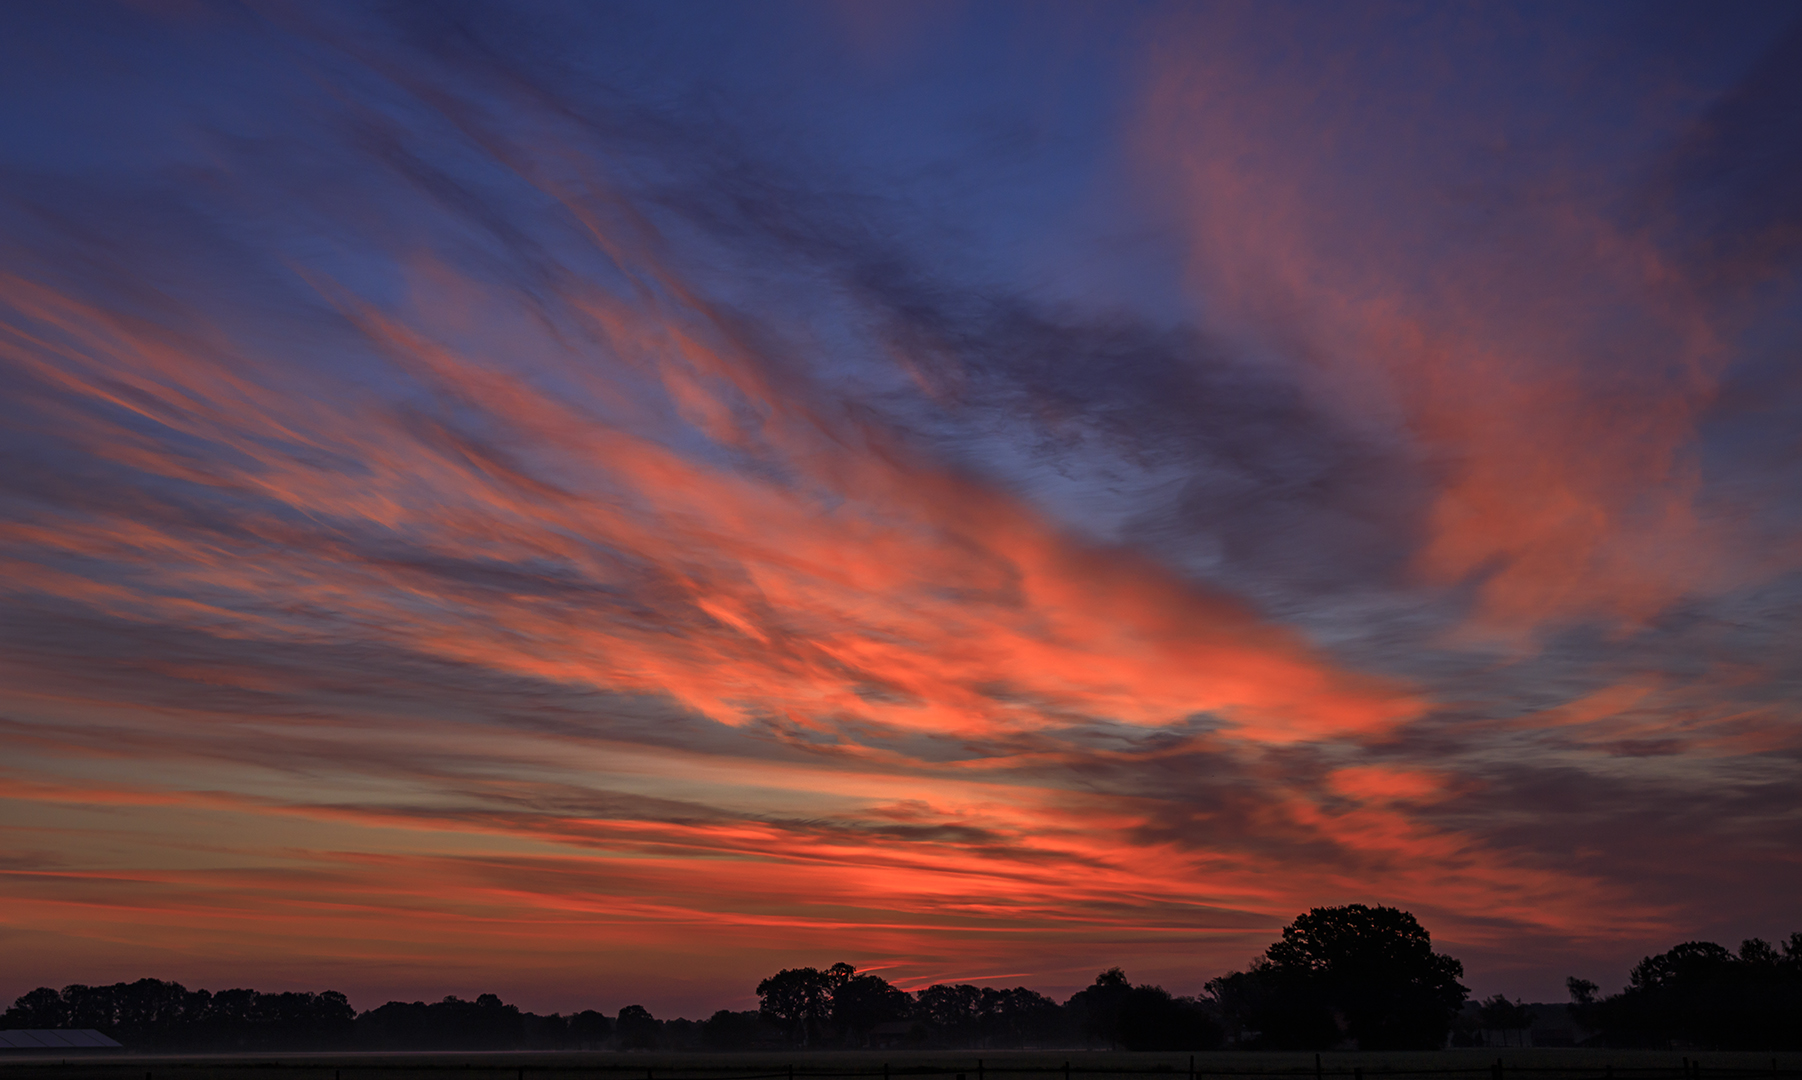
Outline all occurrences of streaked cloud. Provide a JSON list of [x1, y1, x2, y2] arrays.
[[1, 0, 1798, 1014]]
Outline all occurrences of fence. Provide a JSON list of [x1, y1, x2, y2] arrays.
[[5, 1055, 1802, 1080]]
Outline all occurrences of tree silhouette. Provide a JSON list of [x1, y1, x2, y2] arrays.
[[356, 995, 525, 1051], [756, 967, 834, 1046], [1114, 985, 1222, 1051], [1572, 933, 1802, 1048], [916, 983, 984, 1043], [1475, 995, 1535, 1047], [615, 1004, 659, 1050], [1566, 977, 1598, 1007], [912, 983, 1065, 1048], [700, 1009, 769, 1050], [2, 980, 355, 1051], [566, 1009, 612, 1049], [1065, 969, 1133, 1048], [825, 963, 856, 991], [832, 974, 911, 1045], [977, 987, 1064, 1048], [1062, 969, 1220, 1051], [1208, 904, 1467, 1050]]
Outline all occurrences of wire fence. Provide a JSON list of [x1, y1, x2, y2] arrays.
[[6, 1057, 1802, 1080]]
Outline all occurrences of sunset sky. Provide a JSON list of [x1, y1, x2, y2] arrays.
[[3, 1, 1801, 1018]]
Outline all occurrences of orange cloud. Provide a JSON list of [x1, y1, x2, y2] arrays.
[[1133, 8, 1748, 637], [1326, 766, 1447, 803], [2, 257, 1420, 748]]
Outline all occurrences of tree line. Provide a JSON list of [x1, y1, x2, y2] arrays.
[[6, 906, 1799, 1051], [1566, 935, 1802, 1049]]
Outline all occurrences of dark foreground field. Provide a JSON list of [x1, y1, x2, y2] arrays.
[[4, 1050, 1802, 1080]]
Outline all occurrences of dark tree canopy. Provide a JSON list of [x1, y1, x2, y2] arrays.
[[566, 1009, 612, 1047], [980, 986, 1065, 1048], [1474, 995, 1535, 1046], [32, 919, 1800, 1055], [755, 966, 839, 1047], [614, 1004, 659, 1050], [1, 980, 355, 1051], [1573, 933, 1802, 1048], [1064, 969, 1221, 1051], [915, 982, 984, 1038], [1208, 904, 1467, 1050], [912, 982, 1065, 1048], [831, 974, 910, 1044], [1065, 968, 1133, 1047], [357, 994, 526, 1051], [700, 1009, 772, 1051]]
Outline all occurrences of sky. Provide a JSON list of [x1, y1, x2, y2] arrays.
[[2, 0, 1801, 1018]]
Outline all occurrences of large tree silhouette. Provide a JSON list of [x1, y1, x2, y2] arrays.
[[756, 967, 835, 1046], [1208, 904, 1467, 1050]]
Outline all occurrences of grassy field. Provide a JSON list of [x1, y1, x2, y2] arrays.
[[3, 1049, 1802, 1080]]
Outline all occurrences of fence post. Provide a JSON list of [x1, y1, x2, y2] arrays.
[[1315, 1056, 1322, 1080], [980, 1060, 985, 1080], [1189, 1055, 1195, 1080], [1064, 1062, 1070, 1080], [1492, 1059, 1503, 1080]]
